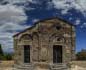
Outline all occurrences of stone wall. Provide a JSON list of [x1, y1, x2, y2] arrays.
[[13, 18, 76, 70]]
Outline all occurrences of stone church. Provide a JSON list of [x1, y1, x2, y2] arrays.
[[13, 17, 76, 70]]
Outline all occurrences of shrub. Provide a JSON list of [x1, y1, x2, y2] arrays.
[[76, 49, 86, 60]]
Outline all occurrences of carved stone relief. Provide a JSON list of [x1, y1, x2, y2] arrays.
[[40, 46, 48, 61]]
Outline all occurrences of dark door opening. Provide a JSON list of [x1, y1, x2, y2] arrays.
[[24, 45, 30, 63], [53, 45, 62, 63]]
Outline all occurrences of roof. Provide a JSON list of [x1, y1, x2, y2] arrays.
[[13, 17, 75, 37]]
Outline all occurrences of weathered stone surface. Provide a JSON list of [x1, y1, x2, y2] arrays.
[[13, 18, 76, 70]]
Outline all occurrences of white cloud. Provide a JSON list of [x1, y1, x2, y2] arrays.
[[75, 19, 81, 25], [1, 0, 36, 11], [0, 22, 28, 32], [4, 0, 33, 4], [0, 32, 13, 51], [0, 4, 27, 24], [81, 23, 86, 28], [0, 3, 28, 52], [69, 17, 72, 20], [84, 23, 86, 25], [61, 9, 68, 14], [32, 19, 39, 23], [3, 0, 86, 16], [3, 0, 38, 6], [46, 1, 54, 10], [52, 0, 86, 16]]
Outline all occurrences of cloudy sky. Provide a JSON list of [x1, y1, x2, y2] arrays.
[[0, 0, 86, 52]]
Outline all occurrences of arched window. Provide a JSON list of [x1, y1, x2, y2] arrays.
[[56, 37, 62, 41], [20, 34, 32, 41], [56, 24, 61, 30], [54, 36, 63, 42], [52, 23, 62, 30]]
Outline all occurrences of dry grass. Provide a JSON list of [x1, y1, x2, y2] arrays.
[[71, 61, 86, 68], [0, 61, 86, 70], [0, 61, 14, 67]]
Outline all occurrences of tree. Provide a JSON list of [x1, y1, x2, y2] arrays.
[[4, 53, 13, 60], [0, 44, 4, 60], [0, 44, 13, 60], [0, 44, 3, 55], [76, 49, 86, 60]]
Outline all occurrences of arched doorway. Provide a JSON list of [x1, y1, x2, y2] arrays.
[[53, 45, 62, 63], [24, 45, 30, 63]]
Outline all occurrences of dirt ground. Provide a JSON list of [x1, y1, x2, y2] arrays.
[[0, 61, 86, 70], [0, 61, 14, 70]]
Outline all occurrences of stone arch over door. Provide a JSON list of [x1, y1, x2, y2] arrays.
[[19, 34, 33, 41], [49, 33, 64, 63], [18, 34, 33, 63]]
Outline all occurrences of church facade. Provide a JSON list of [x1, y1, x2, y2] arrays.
[[13, 17, 76, 70]]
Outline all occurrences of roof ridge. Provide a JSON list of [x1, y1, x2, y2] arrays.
[[13, 17, 75, 37]]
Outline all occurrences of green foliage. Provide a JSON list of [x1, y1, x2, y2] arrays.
[[0, 44, 3, 55], [3, 53, 13, 60], [76, 49, 86, 60], [0, 53, 13, 60], [0, 44, 13, 60], [0, 44, 4, 60]]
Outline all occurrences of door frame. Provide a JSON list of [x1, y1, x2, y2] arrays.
[[24, 45, 30, 63], [53, 45, 63, 63]]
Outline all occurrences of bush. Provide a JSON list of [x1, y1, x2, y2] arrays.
[[0, 44, 13, 60], [0, 53, 13, 60], [4, 53, 13, 60], [76, 49, 86, 60]]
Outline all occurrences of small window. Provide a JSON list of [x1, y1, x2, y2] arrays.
[[56, 25, 61, 30], [55, 36, 62, 42], [57, 37, 61, 41]]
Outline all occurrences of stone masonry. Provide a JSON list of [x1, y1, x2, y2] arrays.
[[13, 17, 76, 70]]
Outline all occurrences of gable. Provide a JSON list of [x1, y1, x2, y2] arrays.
[[13, 17, 75, 38]]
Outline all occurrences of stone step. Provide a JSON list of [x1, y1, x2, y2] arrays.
[[13, 64, 33, 70], [52, 67, 68, 70], [14, 64, 33, 67], [50, 64, 68, 70], [51, 65, 67, 68], [14, 67, 33, 70], [13, 63, 69, 70]]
